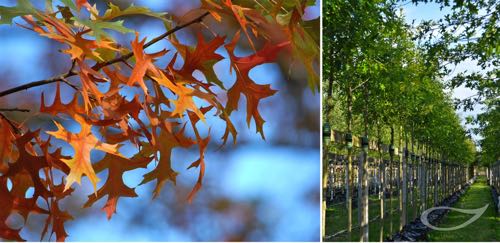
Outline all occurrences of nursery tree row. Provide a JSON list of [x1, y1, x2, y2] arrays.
[[320, 0, 497, 241]]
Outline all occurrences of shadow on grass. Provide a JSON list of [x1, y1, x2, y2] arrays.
[[325, 192, 420, 242]]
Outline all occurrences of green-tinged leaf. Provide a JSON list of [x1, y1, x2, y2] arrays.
[[59, 0, 76, 11], [45, 0, 53, 13], [100, 3, 166, 21], [202, 59, 225, 89], [291, 23, 320, 92], [73, 17, 133, 41], [0, 0, 36, 25], [94, 47, 118, 62]]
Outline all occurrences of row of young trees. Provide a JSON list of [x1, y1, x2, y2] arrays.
[[480, 104, 500, 194], [410, 0, 498, 175], [321, 0, 482, 241]]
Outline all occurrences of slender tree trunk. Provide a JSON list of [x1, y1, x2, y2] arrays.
[[415, 141, 420, 216], [389, 126, 395, 235], [428, 149, 432, 207], [322, 157, 329, 239], [358, 155, 362, 227], [411, 130, 416, 220], [433, 152, 439, 206], [446, 160, 449, 199], [377, 124, 385, 242], [424, 145, 429, 209], [449, 162, 452, 197], [439, 153, 446, 202], [400, 128, 407, 230], [360, 83, 369, 241], [346, 86, 353, 241], [419, 143, 426, 212]]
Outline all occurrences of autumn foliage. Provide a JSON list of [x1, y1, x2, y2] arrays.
[[0, 0, 319, 241]]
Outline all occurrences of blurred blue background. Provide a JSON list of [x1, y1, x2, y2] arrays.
[[0, 0, 320, 241]]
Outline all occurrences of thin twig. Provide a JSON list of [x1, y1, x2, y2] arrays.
[[0, 11, 210, 98], [0, 74, 71, 98], [60, 77, 79, 91], [0, 108, 30, 112], [91, 11, 210, 70], [352, 78, 370, 91]]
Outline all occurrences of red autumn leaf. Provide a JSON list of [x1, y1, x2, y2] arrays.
[[225, 32, 290, 139], [44, 201, 73, 242], [0, 177, 24, 241], [6, 130, 53, 199], [0, 174, 49, 241], [0, 117, 17, 173], [172, 34, 225, 83], [186, 106, 213, 203], [139, 124, 195, 198], [83, 153, 152, 219]]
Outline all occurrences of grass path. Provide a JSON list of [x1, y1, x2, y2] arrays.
[[428, 177, 500, 241]]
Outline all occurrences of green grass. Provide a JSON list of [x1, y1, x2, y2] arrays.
[[428, 177, 500, 242], [325, 191, 421, 242], [324, 182, 496, 242]]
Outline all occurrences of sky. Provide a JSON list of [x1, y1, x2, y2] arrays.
[[402, 2, 485, 144]]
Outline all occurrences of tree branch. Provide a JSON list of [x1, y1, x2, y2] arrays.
[[92, 11, 210, 70], [0, 108, 30, 112], [0, 11, 210, 98], [0, 72, 74, 98]]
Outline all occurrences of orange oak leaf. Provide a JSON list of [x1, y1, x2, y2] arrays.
[[186, 134, 209, 203], [201, 0, 256, 50], [21, 15, 118, 61], [224, 32, 290, 139], [46, 117, 124, 191], [41, 82, 117, 126], [152, 71, 216, 121], [219, 105, 238, 146], [129, 33, 168, 93], [83, 153, 152, 219], [186, 107, 213, 203], [77, 59, 106, 111], [41, 82, 86, 119]]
